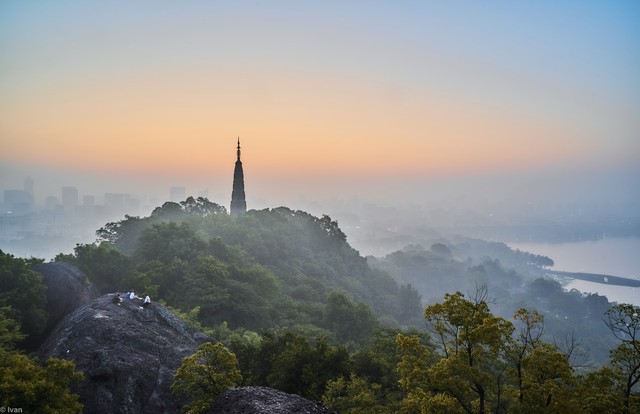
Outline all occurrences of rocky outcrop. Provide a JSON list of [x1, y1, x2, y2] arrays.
[[210, 386, 335, 414], [39, 294, 210, 414], [35, 261, 99, 341]]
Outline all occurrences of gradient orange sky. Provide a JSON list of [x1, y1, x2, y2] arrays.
[[1, 1, 639, 208]]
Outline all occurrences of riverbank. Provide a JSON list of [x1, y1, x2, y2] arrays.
[[510, 237, 640, 306]]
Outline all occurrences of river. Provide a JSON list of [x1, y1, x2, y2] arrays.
[[509, 237, 640, 306]]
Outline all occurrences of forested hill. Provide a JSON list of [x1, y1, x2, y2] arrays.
[[56, 197, 424, 344], [3, 197, 639, 412], [367, 241, 620, 365]]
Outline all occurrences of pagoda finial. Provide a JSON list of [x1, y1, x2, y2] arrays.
[[236, 137, 241, 161]]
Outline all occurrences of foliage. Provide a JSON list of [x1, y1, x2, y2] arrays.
[[509, 343, 578, 413], [0, 250, 47, 343], [324, 291, 378, 346], [369, 241, 619, 366], [85, 201, 420, 343], [0, 306, 25, 352], [70, 242, 130, 292], [0, 298, 84, 413], [13, 197, 638, 411], [576, 366, 627, 413], [0, 350, 83, 413], [350, 328, 417, 401], [322, 374, 386, 414], [171, 341, 242, 414], [237, 330, 351, 400], [604, 304, 640, 412], [394, 290, 599, 414]]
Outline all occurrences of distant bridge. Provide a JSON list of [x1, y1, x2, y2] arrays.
[[550, 271, 640, 288]]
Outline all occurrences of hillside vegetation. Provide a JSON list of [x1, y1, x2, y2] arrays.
[[368, 241, 618, 364], [57, 197, 423, 344], [1, 197, 638, 413]]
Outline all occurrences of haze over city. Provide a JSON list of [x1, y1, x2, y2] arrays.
[[2, 1, 639, 228]]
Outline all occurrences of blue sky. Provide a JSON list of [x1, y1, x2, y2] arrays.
[[1, 1, 638, 211]]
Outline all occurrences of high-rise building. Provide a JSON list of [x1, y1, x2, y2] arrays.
[[3, 190, 31, 213], [61, 186, 78, 213], [23, 176, 34, 204], [230, 138, 247, 217]]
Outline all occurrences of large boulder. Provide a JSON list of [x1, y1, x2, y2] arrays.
[[210, 386, 335, 414], [39, 294, 210, 414], [35, 261, 99, 338]]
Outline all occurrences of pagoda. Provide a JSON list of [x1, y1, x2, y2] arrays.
[[230, 138, 247, 217]]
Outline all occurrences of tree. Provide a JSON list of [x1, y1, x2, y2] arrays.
[[604, 303, 640, 413], [171, 342, 242, 414], [71, 242, 130, 293], [319, 214, 347, 243], [507, 308, 545, 404], [430, 243, 452, 256], [0, 310, 83, 414], [135, 222, 207, 263], [322, 374, 386, 414], [396, 333, 444, 413], [324, 291, 378, 345], [96, 214, 145, 254], [351, 328, 417, 402], [241, 330, 351, 400], [420, 289, 514, 414], [265, 333, 351, 400], [0, 306, 25, 351], [512, 343, 577, 413], [396, 283, 423, 321], [180, 196, 227, 216], [0, 353, 84, 413], [0, 250, 47, 342], [576, 366, 626, 413]]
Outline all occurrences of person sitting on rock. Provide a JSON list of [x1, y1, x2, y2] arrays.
[[112, 293, 122, 305], [129, 291, 137, 300], [142, 295, 151, 308]]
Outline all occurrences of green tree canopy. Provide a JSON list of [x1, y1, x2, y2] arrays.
[[171, 342, 242, 414], [0, 250, 47, 343]]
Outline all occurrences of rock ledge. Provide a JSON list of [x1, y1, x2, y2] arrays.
[[210, 386, 336, 414], [39, 294, 209, 414]]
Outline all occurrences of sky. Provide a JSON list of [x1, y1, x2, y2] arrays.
[[1, 1, 639, 215]]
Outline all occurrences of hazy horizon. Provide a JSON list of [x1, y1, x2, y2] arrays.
[[2, 1, 639, 221]]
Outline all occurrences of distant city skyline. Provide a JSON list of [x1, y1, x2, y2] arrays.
[[1, 1, 639, 218]]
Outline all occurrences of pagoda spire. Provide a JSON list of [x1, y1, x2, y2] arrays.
[[230, 137, 247, 217]]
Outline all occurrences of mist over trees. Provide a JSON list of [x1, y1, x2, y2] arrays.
[[59, 197, 424, 340], [368, 240, 619, 365], [1, 197, 638, 412]]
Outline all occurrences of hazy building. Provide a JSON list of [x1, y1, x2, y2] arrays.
[[105, 193, 126, 210], [230, 138, 247, 217], [45, 195, 59, 210], [104, 193, 140, 216], [23, 176, 34, 204], [170, 186, 186, 202], [83, 195, 95, 207], [3, 190, 32, 213], [61, 186, 78, 213]]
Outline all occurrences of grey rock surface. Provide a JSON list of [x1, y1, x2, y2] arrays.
[[35, 261, 99, 339], [39, 294, 209, 414], [210, 386, 336, 414]]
